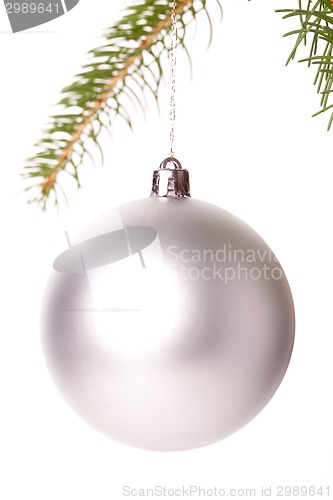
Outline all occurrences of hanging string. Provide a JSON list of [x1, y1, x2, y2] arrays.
[[169, 0, 178, 159]]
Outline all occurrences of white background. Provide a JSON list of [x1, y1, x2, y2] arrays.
[[0, 0, 332, 498]]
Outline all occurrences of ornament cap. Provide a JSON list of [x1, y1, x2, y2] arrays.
[[151, 157, 191, 198]]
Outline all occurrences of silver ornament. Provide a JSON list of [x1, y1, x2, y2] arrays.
[[42, 160, 295, 451]]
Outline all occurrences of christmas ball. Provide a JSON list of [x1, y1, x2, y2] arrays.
[[41, 161, 295, 451]]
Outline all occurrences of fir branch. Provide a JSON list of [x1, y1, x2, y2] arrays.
[[22, 0, 222, 210], [277, 0, 333, 130]]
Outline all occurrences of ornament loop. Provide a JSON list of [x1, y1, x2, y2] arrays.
[[159, 157, 182, 170]]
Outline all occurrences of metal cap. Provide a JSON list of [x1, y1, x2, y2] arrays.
[[150, 157, 191, 198]]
